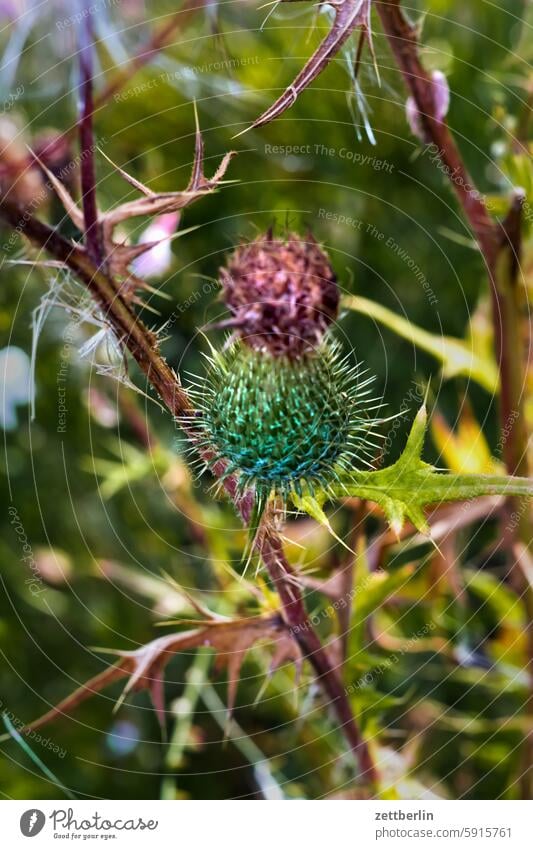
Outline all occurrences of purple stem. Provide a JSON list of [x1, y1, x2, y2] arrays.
[[77, 4, 102, 266]]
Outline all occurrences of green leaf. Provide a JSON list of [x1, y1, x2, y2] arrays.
[[2, 714, 75, 800], [290, 491, 354, 551], [464, 568, 525, 631], [296, 405, 533, 537], [84, 439, 169, 499], [353, 564, 417, 626], [343, 295, 499, 394]]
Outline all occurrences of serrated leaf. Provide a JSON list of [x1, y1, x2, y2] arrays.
[[0, 611, 299, 740], [37, 116, 235, 305], [329, 405, 532, 536]]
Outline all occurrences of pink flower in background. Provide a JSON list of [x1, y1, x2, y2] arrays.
[[0, 0, 25, 21], [406, 70, 450, 141], [131, 212, 179, 279]]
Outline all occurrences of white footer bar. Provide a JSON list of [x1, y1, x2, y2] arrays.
[[3, 800, 532, 848]]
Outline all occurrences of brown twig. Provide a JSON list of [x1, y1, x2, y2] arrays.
[[375, 1, 497, 258], [0, 195, 377, 787], [77, 6, 104, 267], [375, 0, 532, 796], [8, 1, 207, 178], [374, 1, 528, 478]]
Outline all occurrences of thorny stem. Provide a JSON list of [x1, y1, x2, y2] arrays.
[[498, 193, 533, 798], [496, 195, 529, 481], [260, 529, 376, 781], [218, 469, 376, 781], [77, 5, 103, 267], [0, 196, 377, 788], [374, 1, 496, 259], [375, 0, 532, 796], [374, 0, 529, 481], [10, 1, 207, 175]]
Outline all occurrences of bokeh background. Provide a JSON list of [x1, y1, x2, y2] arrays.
[[1, 0, 532, 799]]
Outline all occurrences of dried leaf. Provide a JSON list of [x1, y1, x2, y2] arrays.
[[37, 121, 235, 303], [242, 0, 374, 133], [29, 147, 85, 232], [4, 612, 299, 739], [100, 125, 234, 299]]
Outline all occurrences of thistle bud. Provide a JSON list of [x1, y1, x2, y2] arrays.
[[185, 230, 382, 529], [220, 231, 339, 358], [190, 338, 376, 502]]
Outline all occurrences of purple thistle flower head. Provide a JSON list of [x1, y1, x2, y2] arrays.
[[219, 231, 339, 359]]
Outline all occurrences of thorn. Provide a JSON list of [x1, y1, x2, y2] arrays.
[[231, 125, 253, 140]]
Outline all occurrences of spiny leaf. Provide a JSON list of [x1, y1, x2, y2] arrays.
[[291, 491, 354, 552], [0, 612, 299, 739], [36, 115, 235, 304], [343, 295, 499, 394], [335, 406, 532, 534], [296, 405, 533, 537]]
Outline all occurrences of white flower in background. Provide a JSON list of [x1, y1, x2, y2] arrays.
[[0, 345, 31, 429], [131, 212, 179, 280]]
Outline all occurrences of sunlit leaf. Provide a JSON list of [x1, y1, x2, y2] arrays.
[[431, 403, 502, 474], [343, 295, 499, 394], [374, 746, 443, 800]]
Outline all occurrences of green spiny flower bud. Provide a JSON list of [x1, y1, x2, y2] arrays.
[[188, 337, 379, 502]]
